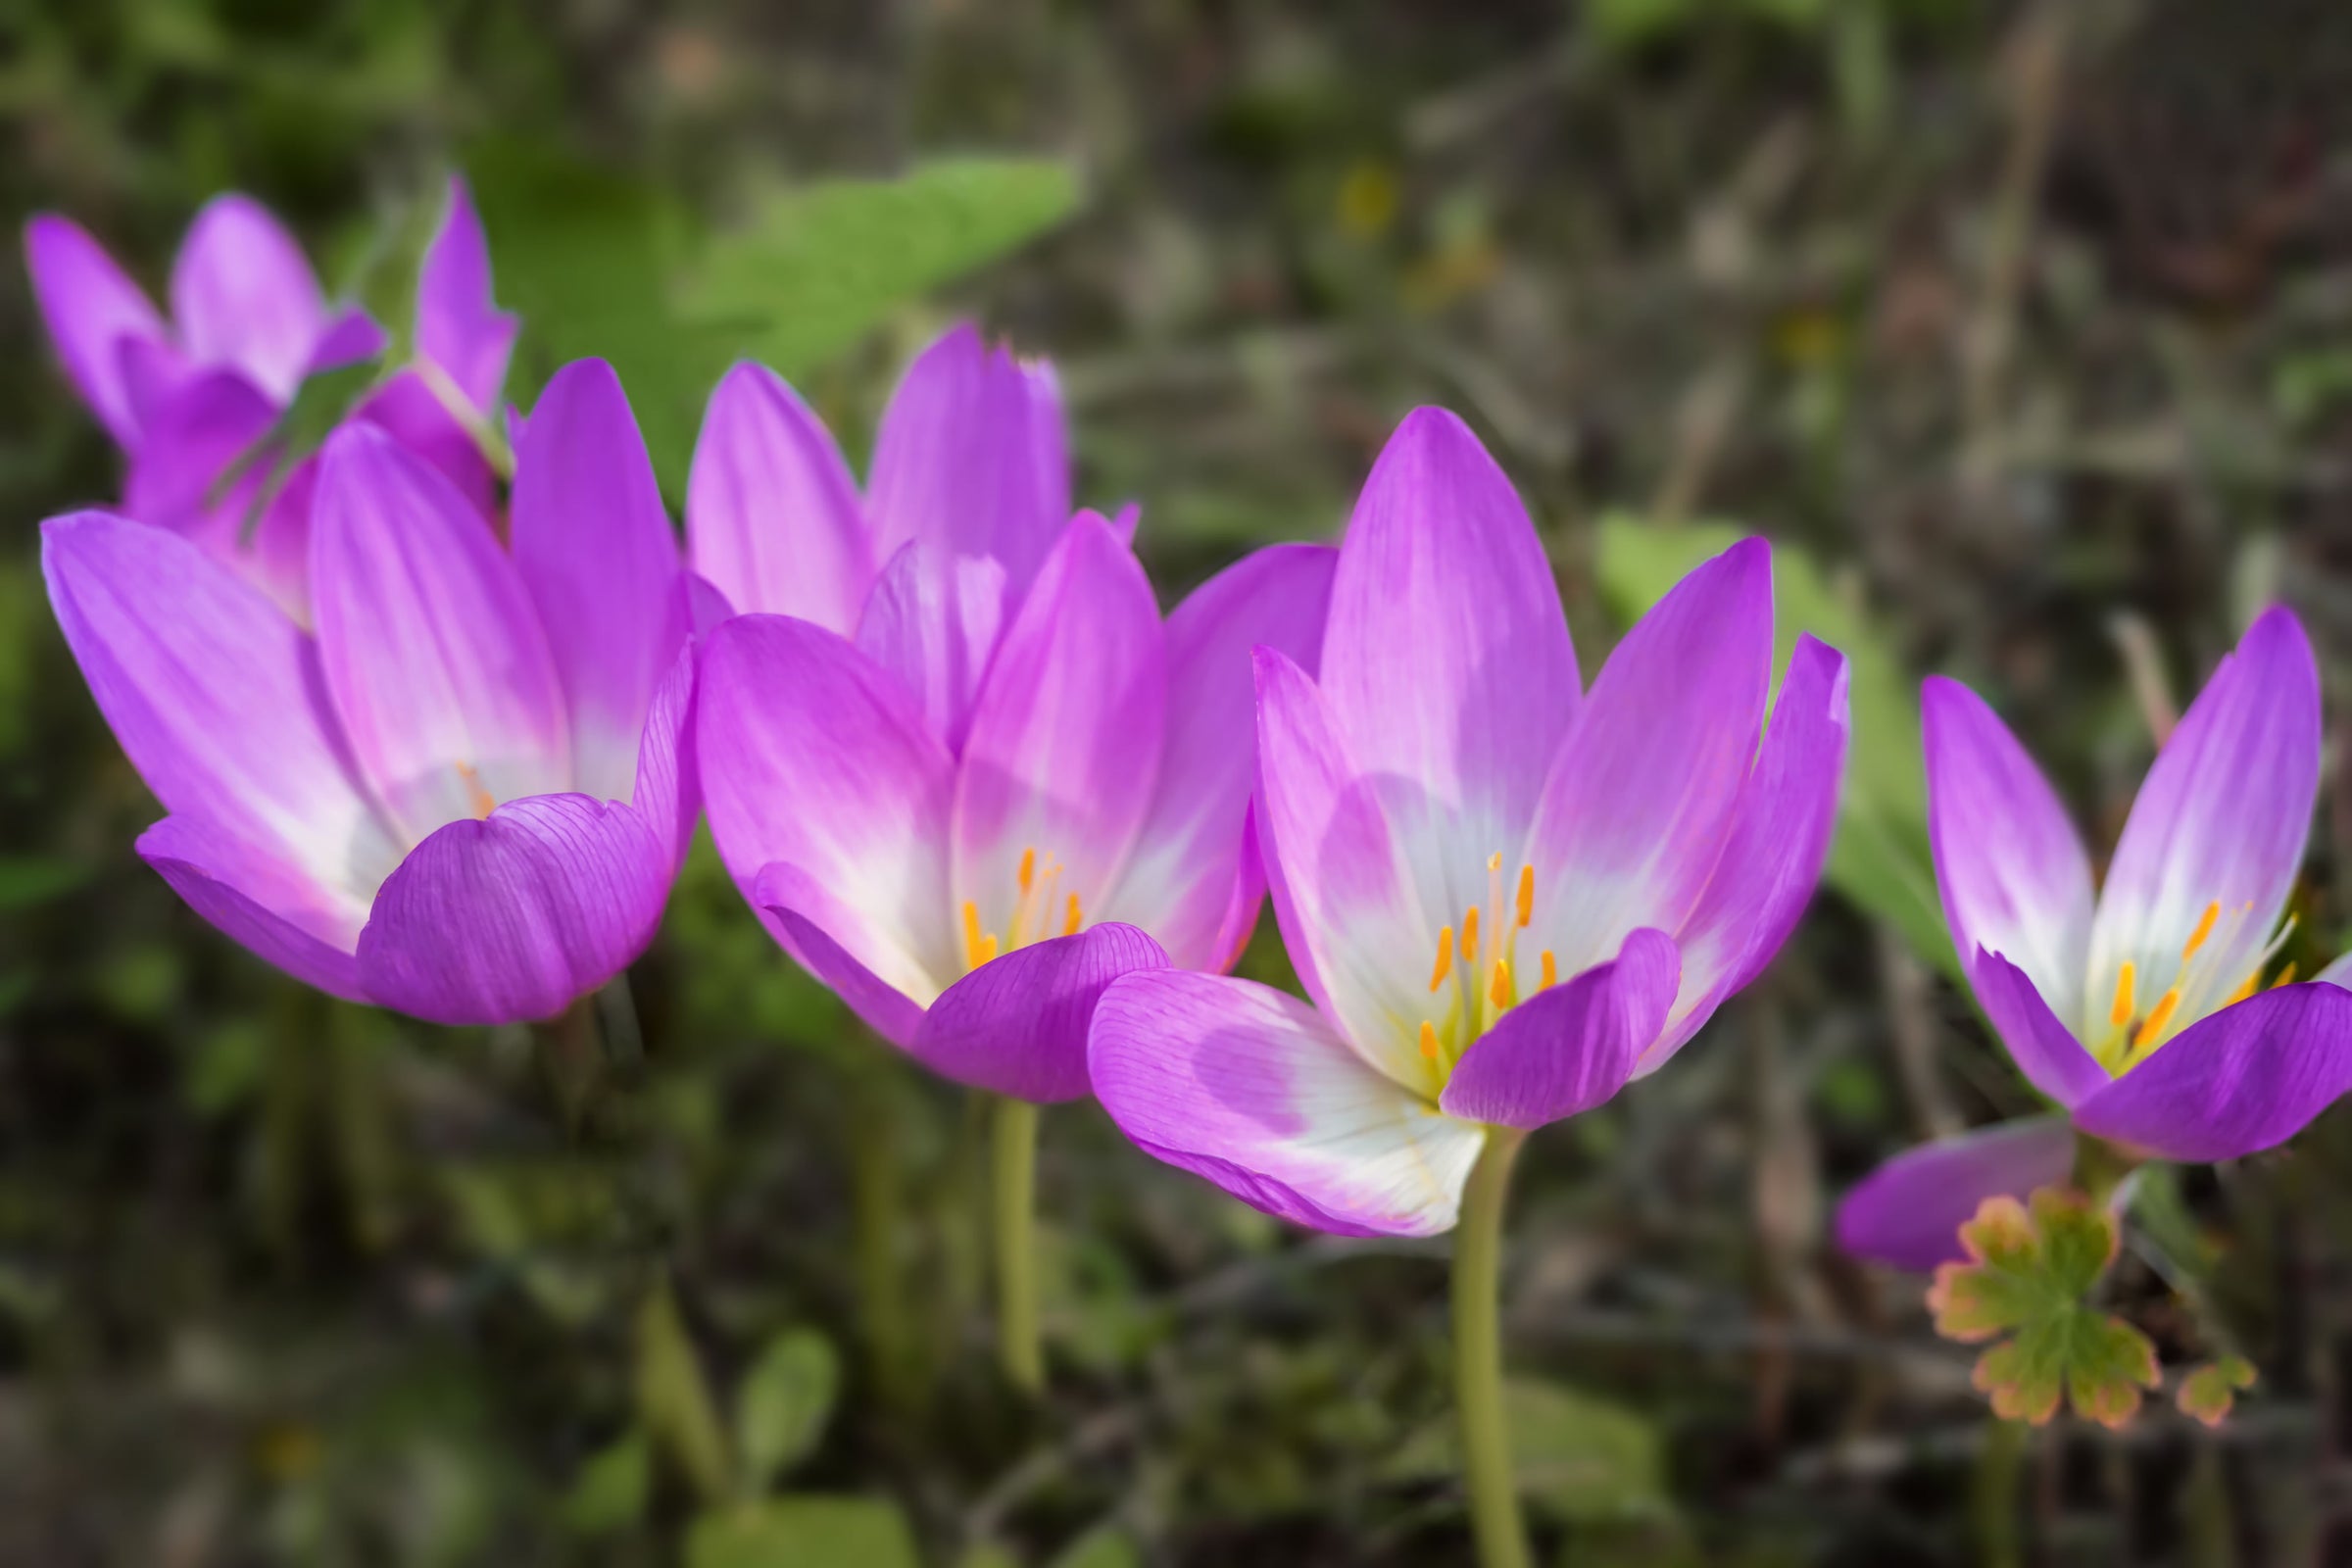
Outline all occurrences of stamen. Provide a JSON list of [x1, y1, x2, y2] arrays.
[[1488, 851, 1503, 873], [1429, 927, 1455, 993], [1459, 907, 1481, 963], [2181, 900, 2222, 961], [1062, 893, 1083, 937], [1418, 1020, 1440, 1061], [2109, 962, 2135, 1029], [961, 901, 998, 969], [1488, 958, 1511, 1009], [2226, 971, 2259, 1006], [454, 760, 497, 820], [1540, 951, 1556, 991], [1017, 847, 1036, 893], [2271, 960, 2298, 989], [1514, 864, 1534, 928], [2132, 988, 2180, 1050]]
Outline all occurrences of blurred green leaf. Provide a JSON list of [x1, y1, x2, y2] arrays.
[[686, 1496, 921, 1568], [1386, 1377, 1669, 1523], [560, 1429, 652, 1536], [1050, 1527, 1141, 1568], [734, 1327, 840, 1496], [0, 857, 88, 910], [1595, 516, 1955, 980], [636, 1278, 734, 1506]]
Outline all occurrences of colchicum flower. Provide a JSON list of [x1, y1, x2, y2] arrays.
[[692, 324, 1326, 1101], [1086, 408, 1852, 1238], [25, 178, 515, 618], [1837, 608, 2352, 1271], [42, 361, 697, 1026]]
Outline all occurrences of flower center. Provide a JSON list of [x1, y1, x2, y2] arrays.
[[2095, 897, 2294, 1073], [958, 845, 1081, 973], [1414, 852, 1556, 1093]]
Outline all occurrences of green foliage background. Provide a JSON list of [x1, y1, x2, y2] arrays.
[[5, 0, 2352, 1563]]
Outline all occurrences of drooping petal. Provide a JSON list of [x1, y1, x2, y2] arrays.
[[952, 514, 1167, 945], [1968, 949, 2111, 1108], [756, 862, 928, 1047], [356, 793, 668, 1025], [2087, 609, 2322, 1036], [1833, 1117, 2078, 1271], [852, 541, 1006, 750], [1098, 543, 1338, 970], [170, 194, 328, 404], [24, 215, 170, 446], [415, 175, 517, 414], [510, 360, 688, 801], [866, 324, 1064, 597], [1922, 676, 2097, 1034], [1252, 647, 1437, 1093], [355, 369, 497, 517], [137, 814, 368, 999], [1318, 408, 1579, 920], [41, 511, 399, 914], [1089, 970, 1487, 1238], [1523, 537, 1773, 978], [1642, 636, 1850, 1070], [1439, 928, 1680, 1127], [119, 368, 312, 620], [696, 614, 960, 996], [310, 424, 571, 841], [911, 923, 1170, 1102], [686, 362, 871, 631], [2071, 982, 2352, 1162]]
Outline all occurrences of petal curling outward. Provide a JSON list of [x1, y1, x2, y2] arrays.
[[911, 923, 1170, 1102], [1439, 928, 1680, 1128], [1834, 1117, 2078, 1271], [356, 793, 668, 1026], [2070, 983, 2352, 1162], [1089, 970, 1487, 1237]]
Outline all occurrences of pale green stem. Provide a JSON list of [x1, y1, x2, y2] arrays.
[[1454, 1124, 1531, 1568], [991, 1095, 1044, 1396]]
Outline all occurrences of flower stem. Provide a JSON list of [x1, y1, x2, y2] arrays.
[[1454, 1124, 1531, 1568], [991, 1094, 1044, 1396]]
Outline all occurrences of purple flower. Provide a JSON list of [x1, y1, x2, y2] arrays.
[[25, 178, 516, 619], [1085, 409, 1853, 1237], [42, 361, 697, 1026], [1837, 608, 2352, 1271], [693, 326, 1333, 1102]]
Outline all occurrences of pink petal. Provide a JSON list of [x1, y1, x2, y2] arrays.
[[910, 922, 1170, 1102], [687, 362, 871, 631], [852, 541, 1006, 751], [1968, 949, 2111, 1108], [415, 175, 517, 414], [24, 214, 169, 447], [310, 424, 572, 841], [1833, 1117, 2078, 1271], [137, 814, 368, 999], [2071, 982, 2352, 1162], [1439, 928, 1680, 1128], [755, 862, 929, 1047], [355, 369, 498, 518], [170, 194, 328, 404], [120, 368, 312, 621], [1089, 970, 1487, 1238]]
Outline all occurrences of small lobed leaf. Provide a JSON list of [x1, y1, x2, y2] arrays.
[[2177, 1355, 2259, 1428]]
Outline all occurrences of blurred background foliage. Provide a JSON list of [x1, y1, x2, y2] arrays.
[[5, 0, 2352, 1563]]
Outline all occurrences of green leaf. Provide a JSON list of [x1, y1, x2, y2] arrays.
[[1595, 516, 1955, 979], [1927, 1188, 2159, 1428], [0, 857, 89, 910], [1049, 1527, 1140, 1568], [1385, 1377, 1669, 1523], [685, 1496, 921, 1568], [2176, 1354, 2257, 1428], [679, 158, 1081, 379], [560, 1429, 651, 1535], [735, 1327, 841, 1495], [636, 1278, 734, 1505]]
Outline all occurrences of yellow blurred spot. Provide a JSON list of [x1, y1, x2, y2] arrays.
[[1338, 161, 1399, 238]]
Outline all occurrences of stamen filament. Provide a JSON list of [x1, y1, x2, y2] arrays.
[[1430, 927, 1455, 993], [454, 760, 497, 820]]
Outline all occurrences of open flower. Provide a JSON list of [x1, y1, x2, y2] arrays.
[[42, 361, 695, 1025], [1086, 408, 1852, 1236], [1837, 608, 2352, 1270], [25, 178, 515, 618], [693, 327, 1329, 1101]]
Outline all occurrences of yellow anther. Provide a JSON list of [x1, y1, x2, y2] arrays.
[[1459, 907, 1480, 962], [1017, 847, 1036, 893], [2132, 987, 2181, 1050], [1429, 927, 1454, 992], [1540, 950, 1556, 991], [454, 760, 497, 820], [2109, 962, 2136, 1029], [2181, 900, 2221, 961], [1515, 864, 1534, 928], [961, 901, 998, 969], [2226, 971, 2260, 1005], [2271, 960, 2298, 989], [1418, 1020, 1440, 1061], [1062, 893, 1083, 937], [1489, 958, 1511, 1009]]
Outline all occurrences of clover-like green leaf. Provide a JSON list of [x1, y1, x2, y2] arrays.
[[1927, 1189, 2159, 1428], [2176, 1354, 2258, 1428]]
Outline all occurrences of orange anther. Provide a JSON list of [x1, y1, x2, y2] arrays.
[[454, 760, 497, 820], [2109, 962, 2135, 1029], [1459, 907, 1480, 962], [1488, 958, 1511, 1009], [2180, 901, 2221, 961], [1514, 864, 1534, 928], [1017, 847, 1037, 892], [1429, 927, 1454, 993], [1540, 950, 1557, 991], [2132, 988, 2180, 1051], [1062, 893, 1083, 936], [1419, 1020, 1441, 1061]]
